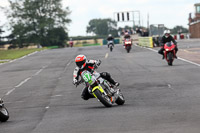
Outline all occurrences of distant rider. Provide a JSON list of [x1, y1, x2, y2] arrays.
[[123, 32, 131, 48], [107, 34, 114, 48], [158, 30, 178, 59], [69, 38, 74, 47], [124, 32, 131, 39], [73, 55, 120, 100]]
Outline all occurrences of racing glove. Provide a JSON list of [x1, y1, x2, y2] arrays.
[[96, 60, 101, 66], [73, 79, 78, 85]]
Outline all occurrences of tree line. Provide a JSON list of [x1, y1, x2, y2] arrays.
[[0, 1, 189, 48], [86, 19, 189, 37], [0, 0, 71, 48]]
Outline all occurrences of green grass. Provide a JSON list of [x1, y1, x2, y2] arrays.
[[46, 46, 59, 49], [83, 43, 101, 46], [0, 61, 8, 63], [0, 48, 46, 60]]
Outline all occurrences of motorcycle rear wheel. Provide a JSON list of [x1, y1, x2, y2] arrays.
[[93, 89, 112, 107], [110, 46, 113, 52]]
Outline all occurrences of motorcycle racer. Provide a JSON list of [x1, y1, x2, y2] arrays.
[[158, 30, 178, 59], [107, 34, 114, 48], [73, 55, 120, 100]]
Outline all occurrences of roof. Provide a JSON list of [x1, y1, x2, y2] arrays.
[[195, 3, 200, 6]]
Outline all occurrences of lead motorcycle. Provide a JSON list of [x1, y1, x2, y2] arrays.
[[124, 38, 132, 53], [0, 98, 9, 122], [77, 66, 125, 107], [164, 42, 176, 66]]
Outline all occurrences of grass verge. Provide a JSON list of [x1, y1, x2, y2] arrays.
[[0, 61, 8, 63], [0, 48, 46, 60]]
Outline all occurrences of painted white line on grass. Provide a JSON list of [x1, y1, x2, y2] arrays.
[[0, 51, 39, 66], [105, 53, 109, 59], [9, 51, 38, 63], [135, 44, 200, 67]]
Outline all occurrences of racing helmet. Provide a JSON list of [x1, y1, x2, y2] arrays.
[[125, 32, 129, 35], [164, 30, 170, 35], [75, 55, 87, 69]]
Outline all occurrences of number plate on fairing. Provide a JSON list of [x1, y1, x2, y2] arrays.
[[81, 71, 95, 85]]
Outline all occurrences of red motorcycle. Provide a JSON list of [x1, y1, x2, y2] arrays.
[[124, 38, 132, 53], [69, 41, 74, 48], [164, 42, 176, 66]]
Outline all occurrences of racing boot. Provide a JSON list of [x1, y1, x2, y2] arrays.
[[162, 55, 165, 59]]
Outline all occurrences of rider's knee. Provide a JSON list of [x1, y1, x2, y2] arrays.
[[101, 72, 111, 78]]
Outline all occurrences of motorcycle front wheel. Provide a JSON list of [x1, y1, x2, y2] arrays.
[[167, 52, 173, 66], [93, 89, 112, 107], [0, 106, 9, 122], [115, 91, 125, 105], [126, 45, 131, 53]]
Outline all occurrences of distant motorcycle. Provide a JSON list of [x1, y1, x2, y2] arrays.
[[164, 42, 176, 66], [76, 65, 125, 107], [0, 98, 9, 122], [124, 38, 132, 53], [108, 40, 114, 52], [69, 41, 74, 48]]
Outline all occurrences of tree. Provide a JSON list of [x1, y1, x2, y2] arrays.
[[6, 0, 71, 47], [45, 27, 68, 47], [86, 18, 118, 36], [171, 26, 188, 34]]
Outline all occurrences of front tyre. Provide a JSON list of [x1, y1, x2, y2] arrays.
[[126, 45, 131, 53], [0, 107, 9, 122], [115, 91, 125, 105], [93, 89, 112, 107], [167, 52, 173, 66]]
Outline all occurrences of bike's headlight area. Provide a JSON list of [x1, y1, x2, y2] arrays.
[[166, 49, 169, 51]]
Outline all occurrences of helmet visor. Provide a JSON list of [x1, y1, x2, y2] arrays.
[[76, 61, 85, 68]]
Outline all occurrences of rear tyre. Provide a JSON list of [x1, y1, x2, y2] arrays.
[[0, 107, 9, 122], [93, 89, 112, 107], [110, 46, 113, 52]]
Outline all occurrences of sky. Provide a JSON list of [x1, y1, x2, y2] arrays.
[[0, 0, 199, 36]]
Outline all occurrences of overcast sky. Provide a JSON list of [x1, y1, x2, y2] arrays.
[[0, 0, 199, 36]]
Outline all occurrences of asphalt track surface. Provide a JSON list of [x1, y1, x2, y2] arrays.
[[0, 40, 200, 133]]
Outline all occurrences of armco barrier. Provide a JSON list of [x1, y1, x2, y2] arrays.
[[103, 39, 120, 45], [138, 37, 154, 48]]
